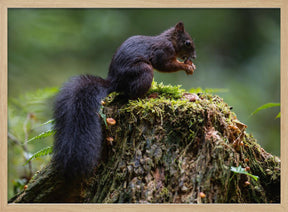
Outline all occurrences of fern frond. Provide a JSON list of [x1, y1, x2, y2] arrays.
[[40, 119, 55, 126], [24, 146, 53, 165], [27, 129, 55, 143]]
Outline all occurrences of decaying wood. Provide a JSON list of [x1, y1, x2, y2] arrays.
[[10, 87, 280, 203]]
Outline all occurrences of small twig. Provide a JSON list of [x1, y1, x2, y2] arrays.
[[9, 113, 34, 179], [23, 113, 30, 144], [23, 114, 34, 179], [8, 132, 22, 146], [8, 132, 33, 179]]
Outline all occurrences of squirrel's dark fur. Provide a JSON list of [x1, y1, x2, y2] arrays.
[[52, 22, 196, 179]]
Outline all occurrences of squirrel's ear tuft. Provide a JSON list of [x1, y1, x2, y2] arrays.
[[175, 22, 185, 33]]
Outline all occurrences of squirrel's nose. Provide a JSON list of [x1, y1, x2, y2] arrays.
[[191, 52, 197, 59]]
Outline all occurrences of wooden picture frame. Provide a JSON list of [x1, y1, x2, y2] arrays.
[[0, 0, 287, 211]]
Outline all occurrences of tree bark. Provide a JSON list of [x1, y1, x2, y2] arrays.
[[9, 87, 280, 203]]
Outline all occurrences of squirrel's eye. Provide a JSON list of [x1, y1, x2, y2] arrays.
[[185, 40, 191, 47]]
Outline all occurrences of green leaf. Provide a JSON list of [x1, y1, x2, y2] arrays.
[[27, 129, 56, 143], [98, 105, 107, 127], [40, 119, 55, 126], [251, 102, 280, 116], [230, 165, 259, 181], [275, 112, 281, 119], [24, 146, 53, 165]]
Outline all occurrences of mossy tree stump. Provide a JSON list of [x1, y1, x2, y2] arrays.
[[10, 82, 280, 203]]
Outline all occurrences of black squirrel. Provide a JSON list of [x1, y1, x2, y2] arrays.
[[52, 22, 196, 179]]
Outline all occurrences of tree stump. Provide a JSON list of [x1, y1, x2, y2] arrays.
[[10, 83, 280, 203]]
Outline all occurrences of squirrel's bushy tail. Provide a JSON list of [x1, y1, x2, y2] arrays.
[[52, 75, 110, 179]]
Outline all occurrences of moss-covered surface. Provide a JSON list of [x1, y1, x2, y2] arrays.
[[10, 82, 280, 203], [82, 82, 280, 203]]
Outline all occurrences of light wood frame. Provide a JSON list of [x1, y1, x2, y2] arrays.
[[0, 1, 287, 211]]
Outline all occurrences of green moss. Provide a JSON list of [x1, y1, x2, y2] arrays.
[[89, 81, 280, 203], [10, 81, 279, 203], [148, 80, 186, 98]]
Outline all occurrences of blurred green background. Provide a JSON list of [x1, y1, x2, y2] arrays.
[[8, 8, 280, 198]]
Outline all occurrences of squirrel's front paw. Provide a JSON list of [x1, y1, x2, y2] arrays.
[[185, 63, 196, 75], [184, 59, 196, 75]]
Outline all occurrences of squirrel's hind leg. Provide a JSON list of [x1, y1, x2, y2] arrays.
[[125, 61, 154, 99]]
